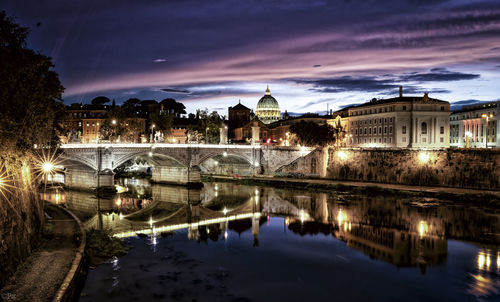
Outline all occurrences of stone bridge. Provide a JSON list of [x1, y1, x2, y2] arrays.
[[59, 143, 313, 189]]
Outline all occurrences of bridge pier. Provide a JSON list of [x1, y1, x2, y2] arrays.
[[151, 165, 202, 187], [65, 168, 115, 191]]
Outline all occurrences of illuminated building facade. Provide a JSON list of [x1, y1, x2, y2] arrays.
[[343, 87, 450, 149], [449, 101, 499, 148]]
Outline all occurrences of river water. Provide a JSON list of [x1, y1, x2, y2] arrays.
[[44, 179, 500, 301]]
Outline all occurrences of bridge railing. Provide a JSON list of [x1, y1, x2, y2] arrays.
[[60, 143, 262, 149]]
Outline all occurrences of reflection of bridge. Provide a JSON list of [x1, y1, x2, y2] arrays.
[[86, 192, 264, 241], [59, 144, 312, 189]]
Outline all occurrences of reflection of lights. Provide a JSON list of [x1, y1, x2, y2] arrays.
[[344, 222, 347, 231], [418, 220, 428, 238], [337, 209, 347, 226], [116, 198, 122, 206], [300, 210, 305, 223], [285, 217, 290, 226], [418, 152, 430, 164], [119, 213, 123, 220], [148, 152, 153, 157], [214, 191, 218, 197], [478, 251, 486, 270], [223, 207, 227, 215], [255, 189, 259, 195], [337, 151, 349, 160], [149, 217, 153, 227], [207, 228, 210, 234], [214, 184, 218, 191], [114, 212, 261, 238], [224, 231, 228, 240], [223, 151, 227, 157], [476, 250, 492, 271], [348, 222, 351, 231], [497, 252, 500, 272]]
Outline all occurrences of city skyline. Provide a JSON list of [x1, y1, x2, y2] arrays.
[[3, 0, 500, 114]]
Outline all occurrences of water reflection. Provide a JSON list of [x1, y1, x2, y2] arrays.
[[42, 180, 500, 297]]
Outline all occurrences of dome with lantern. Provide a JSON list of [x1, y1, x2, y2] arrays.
[[255, 86, 281, 124]]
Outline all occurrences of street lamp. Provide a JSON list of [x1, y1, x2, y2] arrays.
[[206, 127, 209, 144]]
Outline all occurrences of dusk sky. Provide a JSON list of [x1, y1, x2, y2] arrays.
[[4, 0, 500, 114]]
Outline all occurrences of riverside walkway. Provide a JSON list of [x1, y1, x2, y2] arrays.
[[0, 204, 83, 302]]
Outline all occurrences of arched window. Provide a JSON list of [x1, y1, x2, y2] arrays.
[[421, 122, 427, 134]]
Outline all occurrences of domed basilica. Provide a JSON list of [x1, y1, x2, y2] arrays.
[[255, 86, 281, 124]]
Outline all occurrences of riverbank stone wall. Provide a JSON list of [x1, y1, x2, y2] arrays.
[[327, 148, 500, 189]]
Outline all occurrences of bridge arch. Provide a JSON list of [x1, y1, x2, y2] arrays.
[[59, 154, 98, 171], [113, 151, 187, 170], [197, 151, 255, 167]]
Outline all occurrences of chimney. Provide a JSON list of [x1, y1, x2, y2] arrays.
[[399, 86, 403, 97]]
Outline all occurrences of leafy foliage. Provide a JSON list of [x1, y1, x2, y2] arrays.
[[187, 109, 224, 143], [91, 96, 111, 106], [290, 121, 340, 147], [0, 11, 64, 150], [160, 98, 186, 116]]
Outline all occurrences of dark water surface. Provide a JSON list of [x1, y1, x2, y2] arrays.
[[45, 180, 500, 301]]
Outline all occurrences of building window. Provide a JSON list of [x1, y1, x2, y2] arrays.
[[389, 118, 392, 123], [421, 122, 427, 134], [441, 106, 445, 111], [389, 126, 393, 134], [374, 127, 377, 134], [384, 126, 387, 134], [440, 126, 444, 134], [403, 106, 406, 111], [402, 137, 406, 142], [402, 126, 406, 134], [440, 137, 444, 143], [423, 137, 427, 142], [364, 128, 367, 135], [369, 128, 372, 134]]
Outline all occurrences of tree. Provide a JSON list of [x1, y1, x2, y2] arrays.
[[187, 109, 224, 144], [289, 121, 339, 147], [149, 113, 173, 139], [160, 98, 186, 117], [123, 98, 141, 116], [91, 96, 110, 106], [0, 11, 65, 150]]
